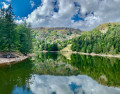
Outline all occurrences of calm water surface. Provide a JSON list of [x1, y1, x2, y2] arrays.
[[0, 52, 120, 94]]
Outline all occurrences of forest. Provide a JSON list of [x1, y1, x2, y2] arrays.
[[71, 23, 120, 54], [0, 5, 32, 57], [33, 22, 120, 55], [32, 27, 80, 51]]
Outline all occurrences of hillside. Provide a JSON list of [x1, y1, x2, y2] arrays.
[[33, 27, 81, 43], [95, 23, 120, 33], [32, 27, 81, 51], [71, 23, 120, 55], [32, 23, 120, 53]]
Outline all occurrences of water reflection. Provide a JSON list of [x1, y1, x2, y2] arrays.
[[33, 53, 120, 86], [32, 52, 79, 75], [69, 54, 120, 86], [29, 74, 120, 94], [0, 52, 120, 94], [0, 59, 34, 94]]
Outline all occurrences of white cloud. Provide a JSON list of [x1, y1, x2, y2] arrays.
[[15, 19, 24, 24], [29, 75, 120, 94], [25, 0, 120, 30], [1, 2, 9, 9], [6, 0, 11, 2], [30, 0, 35, 8]]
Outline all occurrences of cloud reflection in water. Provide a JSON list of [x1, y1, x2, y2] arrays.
[[29, 75, 120, 94]]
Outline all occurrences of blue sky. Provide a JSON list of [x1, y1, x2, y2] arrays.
[[12, 0, 41, 17], [0, 0, 120, 30], [0, 0, 41, 17]]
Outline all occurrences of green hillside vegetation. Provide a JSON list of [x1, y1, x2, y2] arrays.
[[71, 23, 120, 54], [33, 27, 81, 51]]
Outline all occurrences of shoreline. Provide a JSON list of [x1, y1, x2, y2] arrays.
[[38, 51, 120, 58], [1, 51, 120, 66], [61, 51, 120, 58], [0, 52, 35, 66], [0, 56, 28, 66], [78, 52, 120, 58]]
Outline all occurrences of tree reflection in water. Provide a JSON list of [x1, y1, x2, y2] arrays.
[[0, 52, 120, 94]]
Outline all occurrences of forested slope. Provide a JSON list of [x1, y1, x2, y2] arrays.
[[33, 27, 81, 51], [71, 23, 120, 54]]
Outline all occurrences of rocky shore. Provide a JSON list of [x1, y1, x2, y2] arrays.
[[0, 52, 29, 66], [0, 56, 28, 66]]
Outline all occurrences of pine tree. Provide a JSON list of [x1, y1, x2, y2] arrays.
[[0, 5, 19, 57], [0, 5, 32, 57], [4, 5, 19, 57], [16, 22, 32, 55]]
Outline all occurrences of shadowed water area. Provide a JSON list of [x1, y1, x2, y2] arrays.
[[0, 52, 120, 94]]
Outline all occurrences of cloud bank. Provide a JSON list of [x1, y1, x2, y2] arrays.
[[16, 0, 120, 30]]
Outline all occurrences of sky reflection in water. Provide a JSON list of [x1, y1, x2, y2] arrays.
[[1, 53, 120, 94], [28, 74, 120, 94]]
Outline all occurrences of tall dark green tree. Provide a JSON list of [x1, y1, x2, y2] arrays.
[[0, 5, 32, 57], [2, 5, 19, 54], [0, 8, 6, 50], [16, 22, 32, 55]]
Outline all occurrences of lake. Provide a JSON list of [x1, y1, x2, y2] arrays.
[[0, 52, 120, 94]]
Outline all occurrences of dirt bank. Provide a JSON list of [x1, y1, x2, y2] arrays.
[[79, 52, 120, 58], [60, 51, 120, 59], [0, 52, 30, 66], [0, 56, 28, 66]]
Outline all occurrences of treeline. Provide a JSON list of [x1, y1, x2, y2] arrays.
[[40, 43, 58, 51], [0, 5, 32, 56], [71, 24, 120, 54], [33, 38, 72, 51]]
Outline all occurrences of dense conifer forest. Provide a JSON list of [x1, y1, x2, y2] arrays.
[[0, 5, 32, 56], [71, 23, 120, 54]]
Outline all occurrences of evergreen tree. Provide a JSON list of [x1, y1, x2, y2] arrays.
[[0, 5, 19, 56], [16, 24, 32, 55], [0, 5, 32, 57]]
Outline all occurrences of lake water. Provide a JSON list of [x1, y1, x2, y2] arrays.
[[0, 52, 120, 94]]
